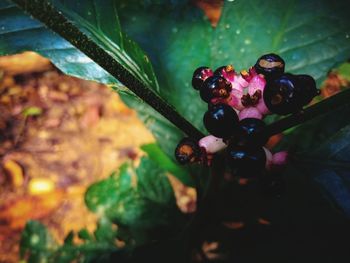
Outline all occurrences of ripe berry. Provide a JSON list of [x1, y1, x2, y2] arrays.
[[192, 66, 213, 90], [214, 65, 235, 82], [175, 138, 201, 165], [254, 53, 285, 80], [232, 118, 268, 146], [263, 73, 303, 115], [226, 144, 266, 178], [297, 74, 319, 105], [200, 76, 232, 103], [203, 104, 239, 139]]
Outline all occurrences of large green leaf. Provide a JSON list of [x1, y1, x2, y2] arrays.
[[117, 0, 350, 152]]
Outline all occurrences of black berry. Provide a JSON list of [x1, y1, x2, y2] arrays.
[[175, 138, 201, 165], [192, 66, 213, 90], [263, 73, 302, 115], [254, 53, 285, 80], [213, 65, 235, 81], [226, 144, 266, 178], [232, 118, 268, 146], [297, 74, 319, 105], [263, 73, 319, 115], [203, 103, 239, 139], [200, 76, 232, 103]]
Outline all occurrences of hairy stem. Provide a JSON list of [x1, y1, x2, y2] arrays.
[[263, 88, 350, 137], [11, 0, 205, 140]]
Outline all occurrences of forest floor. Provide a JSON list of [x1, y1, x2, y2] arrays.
[[0, 52, 154, 263]]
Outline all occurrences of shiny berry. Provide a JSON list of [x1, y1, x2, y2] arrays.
[[200, 76, 232, 103], [203, 104, 239, 139], [254, 53, 285, 80], [297, 74, 319, 105], [232, 118, 268, 146], [214, 65, 235, 82], [175, 138, 201, 165], [263, 73, 302, 115], [192, 66, 213, 90], [263, 73, 319, 115], [226, 144, 266, 178]]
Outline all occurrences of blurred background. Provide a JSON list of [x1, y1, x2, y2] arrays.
[[0, 52, 154, 262]]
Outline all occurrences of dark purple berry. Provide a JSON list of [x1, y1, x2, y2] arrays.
[[263, 73, 319, 115], [203, 104, 239, 139], [214, 65, 235, 82], [192, 66, 213, 90], [297, 74, 319, 105], [200, 76, 232, 103], [254, 53, 285, 80], [263, 73, 302, 115], [226, 144, 266, 178], [175, 138, 201, 165], [232, 118, 268, 146]]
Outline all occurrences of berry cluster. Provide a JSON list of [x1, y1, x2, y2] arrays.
[[175, 53, 319, 181]]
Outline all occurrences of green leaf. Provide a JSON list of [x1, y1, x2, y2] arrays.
[[93, 217, 117, 244], [117, 0, 350, 152], [0, 0, 158, 91], [214, 0, 350, 85], [20, 220, 57, 262], [294, 125, 350, 217], [338, 62, 350, 81], [20, 220, 120, 263], [85, 157, 184, 246]]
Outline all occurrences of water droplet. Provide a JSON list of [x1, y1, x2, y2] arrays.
[[224, 54, 229, 59], [283, 38, 288, 42], [87, 11, 92, 15], [225, 24, 230, 29], [1, 26, 4, 30], [172, 27, 178, 33], [266, 30, 271, 34], [244, 39, 251, 45], [240, 48, 245, 53], [236, 29, 241, 35], [346, 34, 350, 39], [219, 35, 224, 40], [218, 50, 223, 54], [227, 0, 235, 2], [185, 83, 190, 87], [132, 16, 136, 21]]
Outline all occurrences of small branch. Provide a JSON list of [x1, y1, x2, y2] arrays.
[[12, 0, 205, 140], [263, 88, 350, 137]]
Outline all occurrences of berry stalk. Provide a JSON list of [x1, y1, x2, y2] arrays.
[[262, 88, 350, 137]]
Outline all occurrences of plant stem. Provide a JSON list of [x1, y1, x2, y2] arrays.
[[11, 0, 205, 140], [263, 89, 350, 137]]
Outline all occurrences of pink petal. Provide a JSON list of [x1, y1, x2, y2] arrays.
[[238, 107, 263, 120], [272, 151, 289, 166], [199, 135, 227, 154]]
